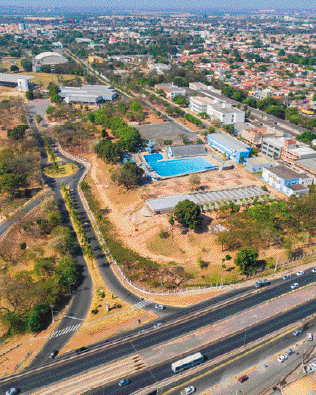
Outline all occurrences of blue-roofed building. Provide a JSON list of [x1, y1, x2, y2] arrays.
[[207, 133, 251, 163]]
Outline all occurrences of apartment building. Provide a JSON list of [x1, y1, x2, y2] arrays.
[[262, 165, 312, 196], [189, 96, 214, 114], [262, 136, 316, 163]]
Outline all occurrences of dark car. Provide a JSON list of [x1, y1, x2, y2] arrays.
[[75, 347, 88, 355], [49, 350, 59, 359], [238, 375, 249, 383]]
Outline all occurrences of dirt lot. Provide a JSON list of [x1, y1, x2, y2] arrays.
[[81, 154, 284, 286]]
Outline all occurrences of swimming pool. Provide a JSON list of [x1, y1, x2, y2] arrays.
[[143, 154, 217, 178]]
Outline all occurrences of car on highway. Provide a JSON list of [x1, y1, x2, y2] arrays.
[[49, 350, 58, 359], [75, 347, 88, 355], [277, 355, 287, 363], [308, 333, 313, 341], [312, 268, 316, 273], [238, 375, 249, 383], [286, 349, 295, 356], [180, 386, 196, 395], [296, 271, 305, 276], [293, 329, 302, 336], [118, 379, 130, 387], [291, 283, 299, 290], [153, 322, 163, 329], [283, 275, 292, 280], [5, 388, 20, 395], [155, 304, 165, 310]]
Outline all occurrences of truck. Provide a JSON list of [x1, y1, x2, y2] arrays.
[[255, 279, 270, 288]]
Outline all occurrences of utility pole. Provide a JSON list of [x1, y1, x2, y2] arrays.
[[274, 254, 279, 272], [50, 304, 54, 323]]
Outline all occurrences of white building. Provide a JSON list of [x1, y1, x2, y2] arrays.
[[190, 96, 245, 125], [0, 73, 34, 92], [59, 85, 116, 104], [155, 83, 186, 99], [262, 165, 313, 196]]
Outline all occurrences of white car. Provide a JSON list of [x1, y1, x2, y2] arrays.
[[277, 355, 285, 363], [312, 268, 316, 273], [5, 389, 20, 395], [296, 271, 305, 276], [291, 283, 299, 289], [180, 386, 196, 395], [153, 322, 162, 329], [155, 304, 165, 310]]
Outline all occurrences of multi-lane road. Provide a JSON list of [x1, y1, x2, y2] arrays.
[[1, 267, 316, 394]]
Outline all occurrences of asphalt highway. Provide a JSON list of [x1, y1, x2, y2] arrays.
[[1, 269, 316, 394], [88, 298, 316, 395]]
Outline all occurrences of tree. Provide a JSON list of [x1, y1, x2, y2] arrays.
[[188, 174, 201, 191], [95, 139, 122, 163], [234, 248, 259, 275], [21, 58, 32, 72], [51, 94, 63, 104], [7, 124, 28, 140], [10, 65, 19, 73], [111, 161, 144, 189], [174, 200, 201, 230], [25, 90, 34, 100]]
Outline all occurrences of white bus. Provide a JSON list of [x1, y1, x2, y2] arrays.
[[171, 352, 204, 373]]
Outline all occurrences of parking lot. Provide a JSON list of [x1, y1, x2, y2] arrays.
[[136, 121, 199, 143]]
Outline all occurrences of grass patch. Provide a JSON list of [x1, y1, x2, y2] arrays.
[[146, 233, 179, 257], [44, 163, 78, 178]]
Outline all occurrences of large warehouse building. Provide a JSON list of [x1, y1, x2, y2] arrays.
[[59, 85, 117, 104], [33, 51, 68, 71], [0, 73, 34, 91]]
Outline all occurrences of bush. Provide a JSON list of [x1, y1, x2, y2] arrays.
[[198, 257, 209, 269], [91, 309, 99, 314], [158, 230, 170, 239], [261, 185, 268, 192]]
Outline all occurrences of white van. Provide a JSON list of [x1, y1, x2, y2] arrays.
[[308, 333, 313, 341]]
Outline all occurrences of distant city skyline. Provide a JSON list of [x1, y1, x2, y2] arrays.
[[0, 1, 316, 12]]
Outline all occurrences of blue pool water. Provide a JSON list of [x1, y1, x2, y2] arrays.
[[143, 154, 217, 178]]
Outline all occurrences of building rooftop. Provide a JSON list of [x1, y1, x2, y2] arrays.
[[0, 72, 34, 82], [208, 133, 251, 153], [169, 144, 207, 158], [297, 157, 316, 174], [146, 185, 267, 212], [287, 184, 309, 192], [35, 51, 65, 60], [245, 156, 278, 166], [267, 165, 307, 180]]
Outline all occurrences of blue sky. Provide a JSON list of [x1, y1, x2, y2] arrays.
[[0, 0, 315, 10]]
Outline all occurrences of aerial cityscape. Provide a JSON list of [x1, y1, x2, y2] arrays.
[[0, 4, 316, 395]]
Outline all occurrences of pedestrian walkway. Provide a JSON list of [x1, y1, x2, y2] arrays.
[[134, 299, 153, 309], [49, 324, 81, 339]]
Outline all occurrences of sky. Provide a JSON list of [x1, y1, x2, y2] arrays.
[[0, 0, 315, 11]]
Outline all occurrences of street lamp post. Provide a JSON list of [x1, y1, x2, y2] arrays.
[[243, 331, 247, 347], [50, 304, 54, 323]]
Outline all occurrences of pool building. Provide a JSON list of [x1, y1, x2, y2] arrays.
[[207, 133, 251, 163]]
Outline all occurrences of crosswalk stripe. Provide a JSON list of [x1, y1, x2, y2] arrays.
[[134, 299, 152, 309], [49, 324, 81, 339]]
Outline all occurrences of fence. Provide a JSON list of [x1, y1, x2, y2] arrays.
[[56, 142, 316, 297]]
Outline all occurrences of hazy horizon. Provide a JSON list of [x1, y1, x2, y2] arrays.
[[0, 1, 316, 13]]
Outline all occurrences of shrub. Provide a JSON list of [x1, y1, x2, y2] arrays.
[[158, 230, 170, 239], [91, 309, 99, 314]]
